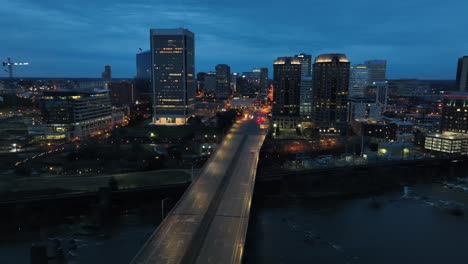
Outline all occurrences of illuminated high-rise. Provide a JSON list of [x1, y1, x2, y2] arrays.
[[295, 53, 313, 119], [456, 56, 468, 92], [272, 57, 302, 128], [312, 53, 350, 135], [150, 28, 195, 125]]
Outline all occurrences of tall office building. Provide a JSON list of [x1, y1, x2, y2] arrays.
[[272, 57, 302, 128], [204, 72, 217, 93], [295, 53, 312, 76], [365, 60, 386, 83], [295, 53, 313, 120], [349, 64, 369, 98], [135, 50, 152, 102], [108, 81, 134, 106], [102, 65, 112, 82], [441, 92, 468, 133], [456, 56, 468, 92], [237, 72, 260, 98], [312, 53, 350, 135], [215, 64, 231, 99], [254, 67, 269, 94], [196, 72, 206, 94], [136, 50, 151, 80], [150, 28, 195, 125], [230, 72, 239, 95], [373, 81, 388, 111]]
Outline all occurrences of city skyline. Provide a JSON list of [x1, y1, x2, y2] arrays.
[[1, 0, 467, 79]]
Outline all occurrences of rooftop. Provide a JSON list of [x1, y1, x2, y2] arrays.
[[427, 132, 468, 140], [274, 57, 301, 65], [315, 53, 349, 63]]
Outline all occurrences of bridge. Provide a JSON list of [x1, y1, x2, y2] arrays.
[[130, 113, 267, 264]]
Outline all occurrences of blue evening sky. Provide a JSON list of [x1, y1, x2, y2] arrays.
[[0, 0, 467, 79]]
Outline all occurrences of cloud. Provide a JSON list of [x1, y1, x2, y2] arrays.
[[0, 0, 467, 78]]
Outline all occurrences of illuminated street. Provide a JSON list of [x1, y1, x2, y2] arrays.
[[131, 112, 267, 264]]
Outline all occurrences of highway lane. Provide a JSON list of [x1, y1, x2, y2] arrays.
[[194, 134, 265, 264], [130, 119, 254, 264]]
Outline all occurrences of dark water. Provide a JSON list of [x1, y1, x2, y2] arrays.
[[244, 182, 468, 264], [0, 199, 173, 264]]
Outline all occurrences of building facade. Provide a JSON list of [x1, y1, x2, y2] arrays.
[[425, 132, 468, 155], [371, 81, 388, 111], [40, 89, 114, 141], [441, 93, 468, 133], [312, 53, 350, 135], [272, 57, 302, 128], [456, 56, 468, 92], [102, 65, 112, 83], [295, 53, 313, 120], [135, 50, 152, 102], [348, 99, 382, 120], [150, 28, 195, 125], [364, 60, 387, 83], [108, 81, 134, 106], [254, 67, 269, 94], [349, 64, 369, 98], [215, 64, 231, 99]]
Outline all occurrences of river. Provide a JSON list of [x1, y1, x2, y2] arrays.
[[244, 180, 468, 263]]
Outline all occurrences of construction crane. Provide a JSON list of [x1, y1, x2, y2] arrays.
[[2, 57, 30, 78]]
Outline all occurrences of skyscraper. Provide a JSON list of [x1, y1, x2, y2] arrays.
[[150, 28, 195, 125], [441, 92, 468, 133], [349, 64, 369, 98], [196, 72, 206, 94], [456, 56, 468, 92], [215, 64, 231, 99], [135, 50, 152, 102], [255, 67, 269, 94], [295, 53, 312, 76], [204, 72, 217, 93], [102, 65, 112, 82], [136, 50, 151, 80], [365, 60, 387, 83], [295, 53, 313, 119], [272, 57, 302, 128], [312, 53, 350, 135], [373, 81, 389, 111]]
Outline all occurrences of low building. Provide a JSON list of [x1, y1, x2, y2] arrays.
[[352, 119, 397, 141], [424, 132, 468, 155], [40, 88, 115, 141]]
